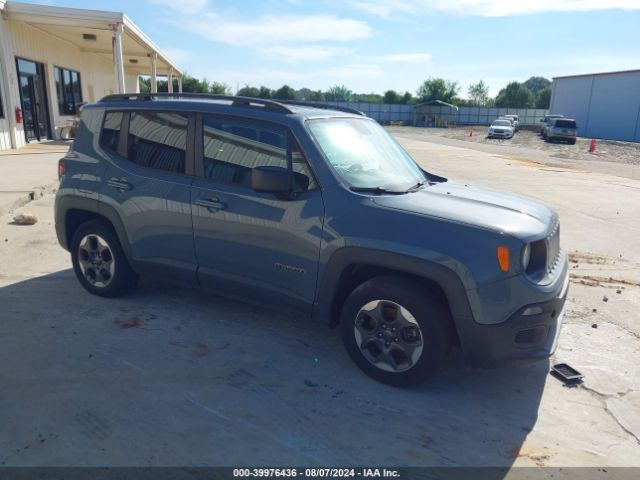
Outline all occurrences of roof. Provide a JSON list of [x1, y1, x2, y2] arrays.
[[553, 69, 640, 80], [2, 1, 181, 75], [413, 100, 460, 111]]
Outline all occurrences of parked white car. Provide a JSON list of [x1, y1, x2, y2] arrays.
[[502, 114, 519, 131], [488, 119, 514, 139]]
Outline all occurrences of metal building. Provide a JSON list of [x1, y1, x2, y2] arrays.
[[549, 69, 640, 142]]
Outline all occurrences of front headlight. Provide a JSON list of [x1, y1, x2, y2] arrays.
[[522, 243, 531, 271]]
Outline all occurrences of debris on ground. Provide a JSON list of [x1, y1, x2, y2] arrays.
[[602, 296, 609, 302], [12, 213, 38, 225], [551, 363, 584, 385], [591, 323, 598, 329]]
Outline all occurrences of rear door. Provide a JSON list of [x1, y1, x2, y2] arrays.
[[99, 109, 197, 284], [191, 114, 324, 312]]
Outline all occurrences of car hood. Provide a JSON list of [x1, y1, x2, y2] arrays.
[[373, 181, 556, 240], [490, 125, 512, 130]]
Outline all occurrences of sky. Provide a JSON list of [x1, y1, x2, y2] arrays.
[[16, 0, 640, 98]]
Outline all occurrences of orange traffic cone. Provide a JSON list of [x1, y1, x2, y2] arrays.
[[589, 138, 596, 153], [469, 130, 473, 137]]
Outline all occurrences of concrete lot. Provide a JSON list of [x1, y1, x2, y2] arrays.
[[1, 130, 639, 468], [0, 142, 66, 217]]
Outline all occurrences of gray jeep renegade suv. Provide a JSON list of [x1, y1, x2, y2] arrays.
[[55, 93, 568, 386]]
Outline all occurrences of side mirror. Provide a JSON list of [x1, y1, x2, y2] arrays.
[[251, 166, 293, 194]]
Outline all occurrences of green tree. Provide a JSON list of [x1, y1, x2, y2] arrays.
[[400, 91, 413, 104], [258, 86, 272, 99], [236, 85, 260, 98], [306, 90, 324, 101], [417, 78, 460, 103], [210, 81, 231, 95], [383, 89, 401, 104], [273, 84, 296, 100], [353, 93, 382, 103], [325, 85, 352, 102], [467, 80, 490, 106], [139, 77, 151, 93], [536, 86, 552, 109], [180, 74, 210, 93], [523, 76, 551, 96], [495, 82, 535, 108]]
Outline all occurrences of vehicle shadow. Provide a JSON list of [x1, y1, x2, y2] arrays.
[[0, 270, 547, 472]]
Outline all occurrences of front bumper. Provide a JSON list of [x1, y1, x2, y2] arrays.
[[488, 131, 512, 138], [458, 272, 569, 367]]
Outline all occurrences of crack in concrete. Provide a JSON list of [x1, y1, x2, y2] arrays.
[[579, 385, 640, 446]]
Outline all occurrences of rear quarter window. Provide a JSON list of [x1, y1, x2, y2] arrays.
[[100, 111, 123, 154]]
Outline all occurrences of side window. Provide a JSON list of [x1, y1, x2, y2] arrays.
[[100, 111, 123, 155], [127, 111, 187, 174], [202, 115, 316, 191]]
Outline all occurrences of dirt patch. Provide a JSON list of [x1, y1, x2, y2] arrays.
[[570, 274, 640, 288], [412, 127, 640, 166], [568, 252, 614, 265]]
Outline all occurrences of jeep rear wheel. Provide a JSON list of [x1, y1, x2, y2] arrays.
[[340, 276, 450, 387], [71, 219, 138, 297]]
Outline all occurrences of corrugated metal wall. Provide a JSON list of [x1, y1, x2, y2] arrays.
[[550, 71, 640, 142], [321, 101, 547, 126]]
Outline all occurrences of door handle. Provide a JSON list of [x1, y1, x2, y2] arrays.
[[195, 197, 226, 211], [107, 178, 133, 191]]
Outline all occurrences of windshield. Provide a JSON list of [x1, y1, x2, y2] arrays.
[[492, 120, 511, 127], [307, 118, 425, 190]]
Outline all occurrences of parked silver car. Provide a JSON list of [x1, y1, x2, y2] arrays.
[[540, 114, 564, 135], [543, 118, 577, 144], [488, 119, 514, 139]]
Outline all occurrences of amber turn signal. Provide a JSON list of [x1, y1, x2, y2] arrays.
[[497, 246, 510, 272]]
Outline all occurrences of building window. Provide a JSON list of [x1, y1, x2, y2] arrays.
[[54, 66, 83, 115]]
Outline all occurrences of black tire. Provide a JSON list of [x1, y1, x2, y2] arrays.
[[70, 219, 138, 297], [340, 275, 451, 387], [569, 139, 576, 145]]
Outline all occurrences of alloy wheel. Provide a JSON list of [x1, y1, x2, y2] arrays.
[[353, 300, 424, 373]]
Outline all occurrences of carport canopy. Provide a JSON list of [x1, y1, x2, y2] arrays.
[[3, 2, 183, 93]]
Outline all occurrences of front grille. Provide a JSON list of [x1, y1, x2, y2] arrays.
[[545, 223, 561, 275], [494, 129, 505, 133]]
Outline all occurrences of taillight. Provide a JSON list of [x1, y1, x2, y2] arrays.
[[58, 159, 65, 179]]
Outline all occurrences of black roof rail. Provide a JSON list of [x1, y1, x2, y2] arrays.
[[98, 93, 294, 114], [277, 100, 366, 116]]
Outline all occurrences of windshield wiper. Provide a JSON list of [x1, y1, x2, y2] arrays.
[[349, 186, 406, 194], [405, 180, 428, 192]]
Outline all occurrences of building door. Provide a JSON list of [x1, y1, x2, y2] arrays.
[[16, 58, 51, 142]]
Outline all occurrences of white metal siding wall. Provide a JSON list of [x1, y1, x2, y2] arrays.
[[550, 71, 640, 142], [6, 20, 118, 136]]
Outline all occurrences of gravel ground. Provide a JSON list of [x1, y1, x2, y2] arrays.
[[421, 127, 640, 166]]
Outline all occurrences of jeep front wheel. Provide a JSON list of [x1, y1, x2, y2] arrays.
[[340, 276, 450, 387]]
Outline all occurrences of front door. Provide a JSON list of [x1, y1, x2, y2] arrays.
[[16, 58, 51, 142], [191, 114, 324, 313]]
